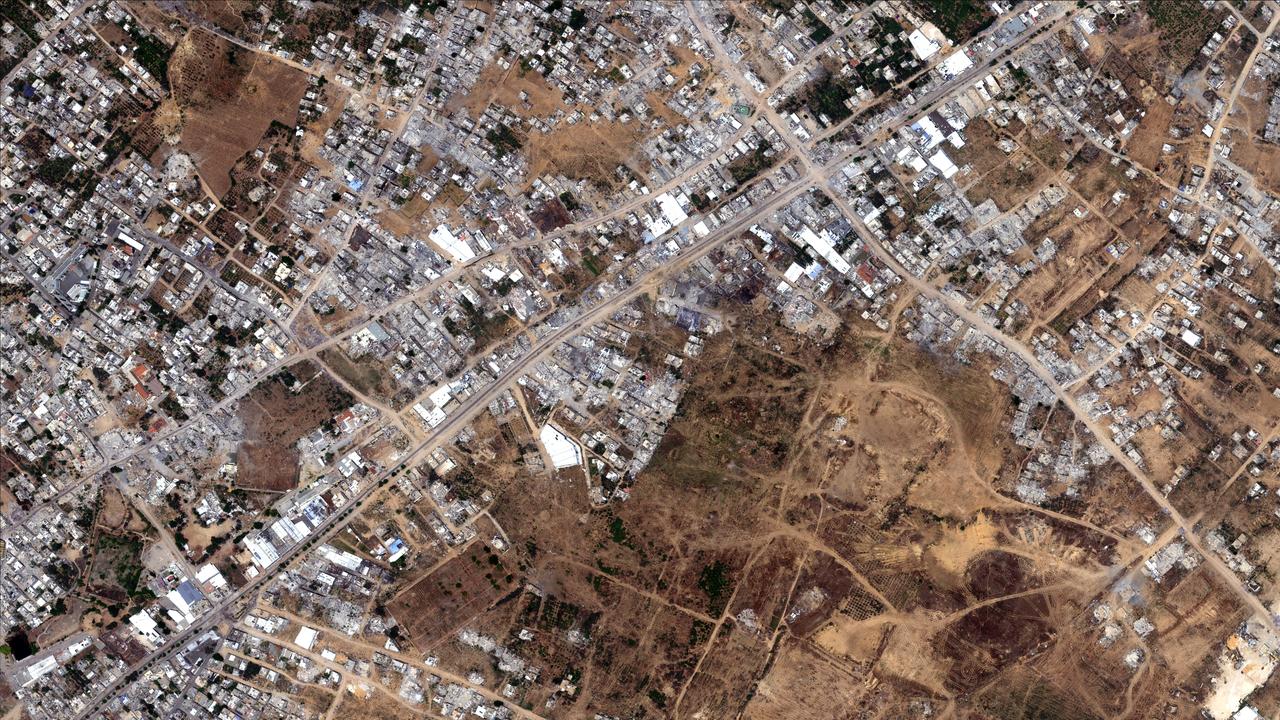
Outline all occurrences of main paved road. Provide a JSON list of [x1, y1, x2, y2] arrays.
[[75, 5, 1274, 716], [689, 0, 1279, 627], [70, 163, 824, 719], [72, 8, 1070, 712]]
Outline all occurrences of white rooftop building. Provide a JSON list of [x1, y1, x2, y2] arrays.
[[429, 224, 476, 263], [540, 424, 583, 469], [295, 626, 319, 651], [908, 29, 941, 60], [939, 49, 974, 79], [129, 610, 162, 646]]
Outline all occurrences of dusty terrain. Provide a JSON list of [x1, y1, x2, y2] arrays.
[[234, 361, 354, 492], [166, 28, 310, 197], [386, 540, 518, 648], [348, 300, 1183, 719]]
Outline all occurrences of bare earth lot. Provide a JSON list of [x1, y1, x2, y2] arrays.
[[234, 361, 354, 492], [167, 28, 310, 198]]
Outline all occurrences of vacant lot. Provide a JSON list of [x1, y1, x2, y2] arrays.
[[319, 347, 398, 406], [168, 27, 309, 197], [676, 627, 772, 719], [529, 197, 572, 233], [96, 486, 131, 531], [649, 339, 814, 487], [388, 541, 517, 648], [86, 533, 147, 602], [910, 0, 995, 42], [965, 150, 1053, 212], [460, 61, 564, 118], [235, 361, 354, 492], [477, 304, 1159, 716], [743, 638, 867, 720], [1142, 0, 1224, 69], [524, 119, 648, 190]]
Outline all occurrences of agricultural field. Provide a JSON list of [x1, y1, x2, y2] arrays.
[[386, 540, 519, 648]]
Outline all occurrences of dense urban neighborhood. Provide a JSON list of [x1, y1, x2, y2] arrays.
[[4, 0, 1280, 719]]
